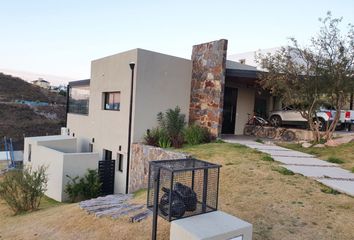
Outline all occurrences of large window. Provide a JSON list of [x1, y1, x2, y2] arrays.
[[104, 92, 120, 111], [68, 85, 90, 115]]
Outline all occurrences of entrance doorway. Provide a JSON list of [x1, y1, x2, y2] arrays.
[[222, 87, 238, 134]]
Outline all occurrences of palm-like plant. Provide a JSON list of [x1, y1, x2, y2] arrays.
[[157, 106, 186, 148]]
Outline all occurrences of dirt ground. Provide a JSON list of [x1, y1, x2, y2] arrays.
[[0, 142, 353, 240]]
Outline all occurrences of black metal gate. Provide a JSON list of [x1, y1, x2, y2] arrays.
[[98, 160, 115, 195]]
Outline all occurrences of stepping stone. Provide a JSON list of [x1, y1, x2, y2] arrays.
[[251, 146, 290, 151], [316, 179, 354, 197], [223, 140, 263, 146], [130, 209, 152, 223], [87, 203, 129, 214], [110, 204, 145, 219], [282, 165, 354, 179], [272, 156, 337, 166], [263, 150, 314, 157], [95, 204, 131, 217]]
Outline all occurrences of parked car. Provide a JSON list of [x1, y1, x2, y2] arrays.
[[268, 107, 343, 131], [326, 109, 350, 130], [344, 110, 354, 129]]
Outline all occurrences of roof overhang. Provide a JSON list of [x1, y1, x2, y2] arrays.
[[68, 79, 90, 87], [225, 68, 261, 79]]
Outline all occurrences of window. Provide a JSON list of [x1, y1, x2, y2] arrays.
[[28, 144, 32, 162], [89, 143, 93, 152], [68, 85, 90, 115], [117, 153, 123, 172], [103, 149, 112, 160], [104, 92, 120, 110]]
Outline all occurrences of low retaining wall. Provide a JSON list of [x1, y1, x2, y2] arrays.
[[129, 143, 191, 193]]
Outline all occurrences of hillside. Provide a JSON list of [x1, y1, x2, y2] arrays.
[[0, 72, 66, 104], [0, 73, 66, 150]]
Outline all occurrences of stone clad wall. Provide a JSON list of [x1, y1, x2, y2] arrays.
[[189, 39, 228, 137], [129, 143, 190, 193]]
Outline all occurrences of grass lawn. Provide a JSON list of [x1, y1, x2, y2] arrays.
[[1, 142, 354, 240], [279, 142, 354, 172]]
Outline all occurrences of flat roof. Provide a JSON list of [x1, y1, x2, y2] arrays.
[[69, 79, 90, 87], [225, 68, 261, 79], [26, 135, 74, 142]]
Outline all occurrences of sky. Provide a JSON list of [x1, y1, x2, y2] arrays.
[[0, 0, 353, 85]]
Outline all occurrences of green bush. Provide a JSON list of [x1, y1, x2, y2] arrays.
[[65, 169, 102, 202], [184, 124, 210, 145], [158, 129, 172, 148], [143, 128, 160, 147], [0, 165, 48, 214], [157, 106, 186, 148]]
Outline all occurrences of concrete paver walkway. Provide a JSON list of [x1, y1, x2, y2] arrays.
[[222, 135, 354, 197]]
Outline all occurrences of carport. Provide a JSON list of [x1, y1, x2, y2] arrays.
[[221, 68, 277, 135]]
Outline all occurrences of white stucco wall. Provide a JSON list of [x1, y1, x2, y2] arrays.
[[27, 144, 65, 201], [24, 136, 99, 202], [62, 152, 100, 201], [235, 87, 256, 135], [133, 49, 192, 142], [67, 48, 192, 194]]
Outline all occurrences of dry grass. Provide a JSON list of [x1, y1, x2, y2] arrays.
[[1, 142, 354, 240]]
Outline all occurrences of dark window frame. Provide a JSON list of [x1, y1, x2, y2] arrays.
[[28, 144, 32, 162], [89, 143, 93, 152], [103, 149, 112, 160], [117, 153, 123, 172], [103, 92, 121, 111], [68, 85, 90, 115]]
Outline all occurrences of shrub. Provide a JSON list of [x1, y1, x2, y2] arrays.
[[184, 124, 211, 145], [158, 130, 172, 148], [143, 128, 160, 147], [0, 165, 48, 214], [157, 106, 186, 148], [65, 169, 102, 202]]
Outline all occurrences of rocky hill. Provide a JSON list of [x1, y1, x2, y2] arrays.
[[0, 73, 66, 150], [0, 72, 66, 104]]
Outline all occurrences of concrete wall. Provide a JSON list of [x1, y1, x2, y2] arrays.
[[129, 143, 190, 193], [67, 49, 138, 194], [24, 136, 99, 202], [38, 139, 77, 153], [67, 48, 192, 194], [62, 152, 100, 200], [133, 49, 192, 142], [0, 151, 23, 161], [27, 144, 65, 201], [235, 87, 256, 135]]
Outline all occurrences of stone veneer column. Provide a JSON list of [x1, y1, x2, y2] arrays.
[[189, 39, 228, 137]]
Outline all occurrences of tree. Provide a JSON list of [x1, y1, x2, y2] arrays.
[[256, 12, 354, 142]]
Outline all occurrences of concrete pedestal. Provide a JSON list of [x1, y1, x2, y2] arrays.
[[170, 211, 252, 240]]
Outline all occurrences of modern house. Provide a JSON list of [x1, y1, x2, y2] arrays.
[[24, 39, 279, 201], [32, 78, 51, 89]]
